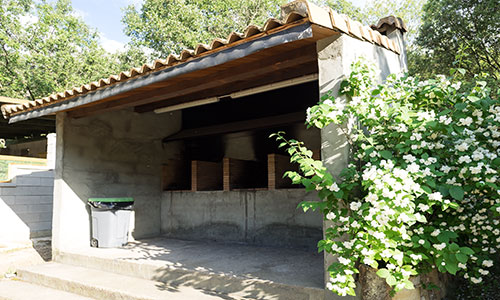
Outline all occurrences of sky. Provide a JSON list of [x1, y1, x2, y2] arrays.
[[71, 0, 143, 52], [70, 0, 368, 53]]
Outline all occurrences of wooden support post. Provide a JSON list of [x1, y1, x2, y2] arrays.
[[191, 160, 223, 191]]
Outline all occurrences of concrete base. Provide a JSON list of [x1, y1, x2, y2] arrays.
[[52, 236, 324, 299]]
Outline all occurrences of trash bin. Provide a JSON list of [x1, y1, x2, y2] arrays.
[[88, 197, 134, 248]]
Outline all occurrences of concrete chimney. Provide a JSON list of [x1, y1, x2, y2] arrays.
[[371, 16, 408, 71]]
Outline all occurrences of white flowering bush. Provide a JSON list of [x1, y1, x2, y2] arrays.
[[272, 59, 500, 297]]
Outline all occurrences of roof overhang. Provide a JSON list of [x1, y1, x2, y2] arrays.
[[8, 21, 316, 123], [3, 0, 401, 123]]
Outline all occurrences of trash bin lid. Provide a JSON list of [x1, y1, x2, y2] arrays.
[[88, 197, 134, 203]]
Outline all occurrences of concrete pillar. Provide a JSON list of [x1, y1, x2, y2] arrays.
[[52, 113, 91, 253], [46, 133, 56, 169], [316, 31, 406, 299], [317, 34, 360, 300]]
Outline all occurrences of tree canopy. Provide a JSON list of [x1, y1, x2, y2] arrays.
[[122, 0, 288, 57], [0, 0, 145, 100], [411, 0, 500, 80]]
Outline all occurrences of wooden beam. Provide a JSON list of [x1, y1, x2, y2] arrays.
[[134, 62, 318, 113], [163, 112, 305, 142], [67, 43, 317, 119]]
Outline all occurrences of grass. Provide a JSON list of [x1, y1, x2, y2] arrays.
[[0, 160, 46, 181]]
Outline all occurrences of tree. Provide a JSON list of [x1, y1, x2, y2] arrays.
[[122, 0, 287, 57], [0, 0, 143, 100], [411, 0, 500, 80]]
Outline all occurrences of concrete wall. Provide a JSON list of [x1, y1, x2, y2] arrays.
[[316, 34, 405, 299], [0, 165, 53, 244], [1, 139, 48, 158], [161, 190, 322, 250], [52, 109, 182, 251]]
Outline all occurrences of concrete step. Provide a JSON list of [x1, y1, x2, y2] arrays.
[[52, 237, 325, 300], [0, 246, 44, 275], [17, 262, 241, 300], [0, 279, 93, 300]]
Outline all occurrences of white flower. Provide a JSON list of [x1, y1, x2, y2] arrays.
[[343, 241, 354, 249], [403, 154, 416, 163], [418, 203, 430, 212], [429, 192, 443, 202], [410, 254, 422, 261], [401, 269, 412, 277], [350, 201, 362, 211], [470, 165, 482, 174], [393, 252, 404, 262], [482, 260, 494, 268], [455, 142, 469, 152], [338, 257, 350, 265], [458, 155, 472, 164], [433, 243, 446, 251], [407, 163, 420, 173], [328, 182, 340, 192], [418, 239, 425, 245], [323, 99, 333, 106], [431, 229, 441, 237], [459, 117, 473, 126], [440, 165, 451, 174], [458, 263, 467, 269], [326, 212, 336, 220], [479, 269, 489, 276], [439, 115, 452, 125]]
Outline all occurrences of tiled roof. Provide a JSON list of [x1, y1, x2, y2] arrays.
[[2, 0, 402, 120]]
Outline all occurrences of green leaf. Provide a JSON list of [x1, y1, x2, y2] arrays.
[[449, 186, 464, 201], [444, 262, 459, 275], [437, 233, 449, 243], [455, 103, 467, 111], [438, 185, 450, 197], [455, 253, 468, 263], [380, 150, 393, 160], [460, 247, 474, 255], [492, 158, 500, 167], [449, 243, 460, 252], [404, 280, 415, 290], [422, 185, 432, 194], [376, 268, 390, 278], [386, 275, 397, 286]]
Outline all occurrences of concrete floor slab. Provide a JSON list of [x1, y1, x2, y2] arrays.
[[60, 237, 324, 288]]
